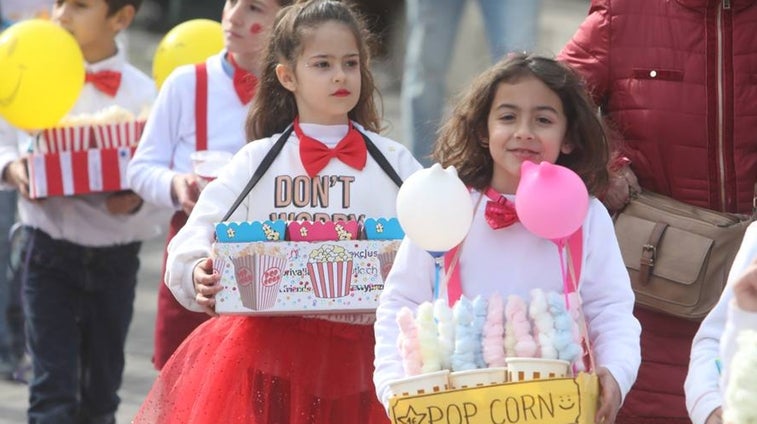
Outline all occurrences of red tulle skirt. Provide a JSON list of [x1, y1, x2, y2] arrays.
[[134, 315, 389, 424]]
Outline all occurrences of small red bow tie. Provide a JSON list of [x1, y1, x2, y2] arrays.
[[85, 70, 122, 97], [228, 54, 258, 104], [484, 187, 519, 229], [295, 117, 367, 177]]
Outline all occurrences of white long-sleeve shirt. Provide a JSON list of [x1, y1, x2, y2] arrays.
[[0, 49, 167, 246], [373, 192, 642, 407], [165, 122, 422, 318], [127, 52, 248, 210], [685, 221, 757, 424]]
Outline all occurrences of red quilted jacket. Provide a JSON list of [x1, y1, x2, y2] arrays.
[[559, 0, 757, 215], [560, 1, 757, 422]]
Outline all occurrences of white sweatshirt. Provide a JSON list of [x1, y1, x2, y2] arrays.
[[373, 191, 642, 407]]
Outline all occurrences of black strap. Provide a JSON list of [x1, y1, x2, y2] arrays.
[[361, 132, 404, 188], [221, 126, 403, 222], [221, 125, 293, 222]]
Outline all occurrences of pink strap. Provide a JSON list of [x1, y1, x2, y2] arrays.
[[445, 227, 583, 306]]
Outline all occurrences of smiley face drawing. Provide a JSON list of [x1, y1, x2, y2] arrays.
[[558, 394, 577, 411], [152, 19, 223, 89], [0, 19, 84, 130]]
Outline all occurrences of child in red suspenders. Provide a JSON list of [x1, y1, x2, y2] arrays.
[[127, 0, 293, 370]]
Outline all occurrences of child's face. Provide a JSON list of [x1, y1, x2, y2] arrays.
[[487, 76, 572, 194], [276, 21, 361, 125], [52, 0, 126, 62], [222, 0, 281, 57]]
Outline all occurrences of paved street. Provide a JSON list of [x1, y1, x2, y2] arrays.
[[0, 1, 590, 422]]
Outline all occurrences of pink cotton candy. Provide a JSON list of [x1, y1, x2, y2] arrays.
[[483, 293, 506, 367], [505, 295, 538, 358], [396, 307, 423, 376]]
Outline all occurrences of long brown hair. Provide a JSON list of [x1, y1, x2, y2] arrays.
[[433, 53, 610, 196], [246, 0, 380, 140]]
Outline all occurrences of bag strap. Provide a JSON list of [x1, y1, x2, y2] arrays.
[[194, 63, 208, 152], [220, 126, 403, 222], [639, 222, 668, 285]]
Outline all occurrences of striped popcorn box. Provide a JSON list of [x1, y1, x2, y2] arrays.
[[92, 119, 146, 149], [27, 146, 135, 198], [378, 249, 397, 282], [505, 358, 570, 382], [230, 253, 287, 311], [388, 370, 450, 399], [39, 125, 92, 153], [305, 244, 354, 299]]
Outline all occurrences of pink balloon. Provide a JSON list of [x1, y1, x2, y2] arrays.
[[514, 161, 589, 240]]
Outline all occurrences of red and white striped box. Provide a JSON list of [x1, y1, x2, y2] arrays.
[[38, 119, 146, 153], [92, 120, 146, 149], [27, 146, 136, 198], [39, 125, 93, 153]]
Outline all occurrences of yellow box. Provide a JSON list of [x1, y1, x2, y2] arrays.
[[389, 372, 598, 424]]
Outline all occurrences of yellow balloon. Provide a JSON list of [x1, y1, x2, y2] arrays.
[[152, 19, 224, 89], [0, 20, 85, 130]]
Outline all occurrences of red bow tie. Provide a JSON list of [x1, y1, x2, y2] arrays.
[[85, 70, 122, 97], [295, 118, 367, 177], [228, 54, 258, 104], [484, 187, 519, 229]]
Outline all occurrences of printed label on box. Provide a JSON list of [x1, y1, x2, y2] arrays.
[[388, 373, 599, 424], [213, 239, 401, 315]]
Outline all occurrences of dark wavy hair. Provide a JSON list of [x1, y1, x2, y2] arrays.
[[245, 0, 380, 140], [432, 53, 610, 196], [105, 0, 142, 16]]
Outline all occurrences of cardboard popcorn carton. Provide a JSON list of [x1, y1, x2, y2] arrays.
[[28, 146, 135, 198], [388, 372, 599, 424], [213, 239, 401, 315], [28, 118, 146, 198]]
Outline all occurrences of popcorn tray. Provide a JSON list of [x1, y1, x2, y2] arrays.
[[212, 239, 401, 315], [27, 146, 136, 198], [388, 372, 599, 424]]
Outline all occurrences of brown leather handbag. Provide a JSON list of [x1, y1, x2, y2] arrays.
[[613, 190, 755, 320]]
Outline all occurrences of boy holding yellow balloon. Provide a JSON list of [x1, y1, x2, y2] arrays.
[[0, 0, 169, 423], [127, 0, 294, 370]]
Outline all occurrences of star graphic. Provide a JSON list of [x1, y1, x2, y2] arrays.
[[226, 228, 236, 239], [376, 223, 384, 233], [396, 405, 426, 424]]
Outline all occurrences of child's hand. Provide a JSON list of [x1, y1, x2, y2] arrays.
[[3, 157, 31, 199], [193, 257, 222, 317], [595, 366, 621, 423], [733, 260, 757, 313], [105, 190, 143, 214], [171, 173, 201, 215]]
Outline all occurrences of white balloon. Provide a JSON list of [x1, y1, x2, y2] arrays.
[[396, 164, 474, 252]]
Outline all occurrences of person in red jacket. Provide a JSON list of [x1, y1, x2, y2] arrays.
[[558, 1, 757, 423]]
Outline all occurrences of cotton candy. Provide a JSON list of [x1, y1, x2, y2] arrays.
[[396, 307, 423, 376], [529, 288, 557, 359], [482, 293, 506, 367], [415, 301, 442, 373], [504, 295, 537, 358], [433, 299, 455, 370], [451, 296, 478, 371]]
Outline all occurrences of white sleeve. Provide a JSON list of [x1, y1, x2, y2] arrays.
[[373, 237, 436, 407], [685, 222, 757, 424], [164, 143, 260, 310], [0, 119, 20, 190], [720, 301, 757, 402], [127, 71, 189, 209], [579, 201, 641, 402]]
